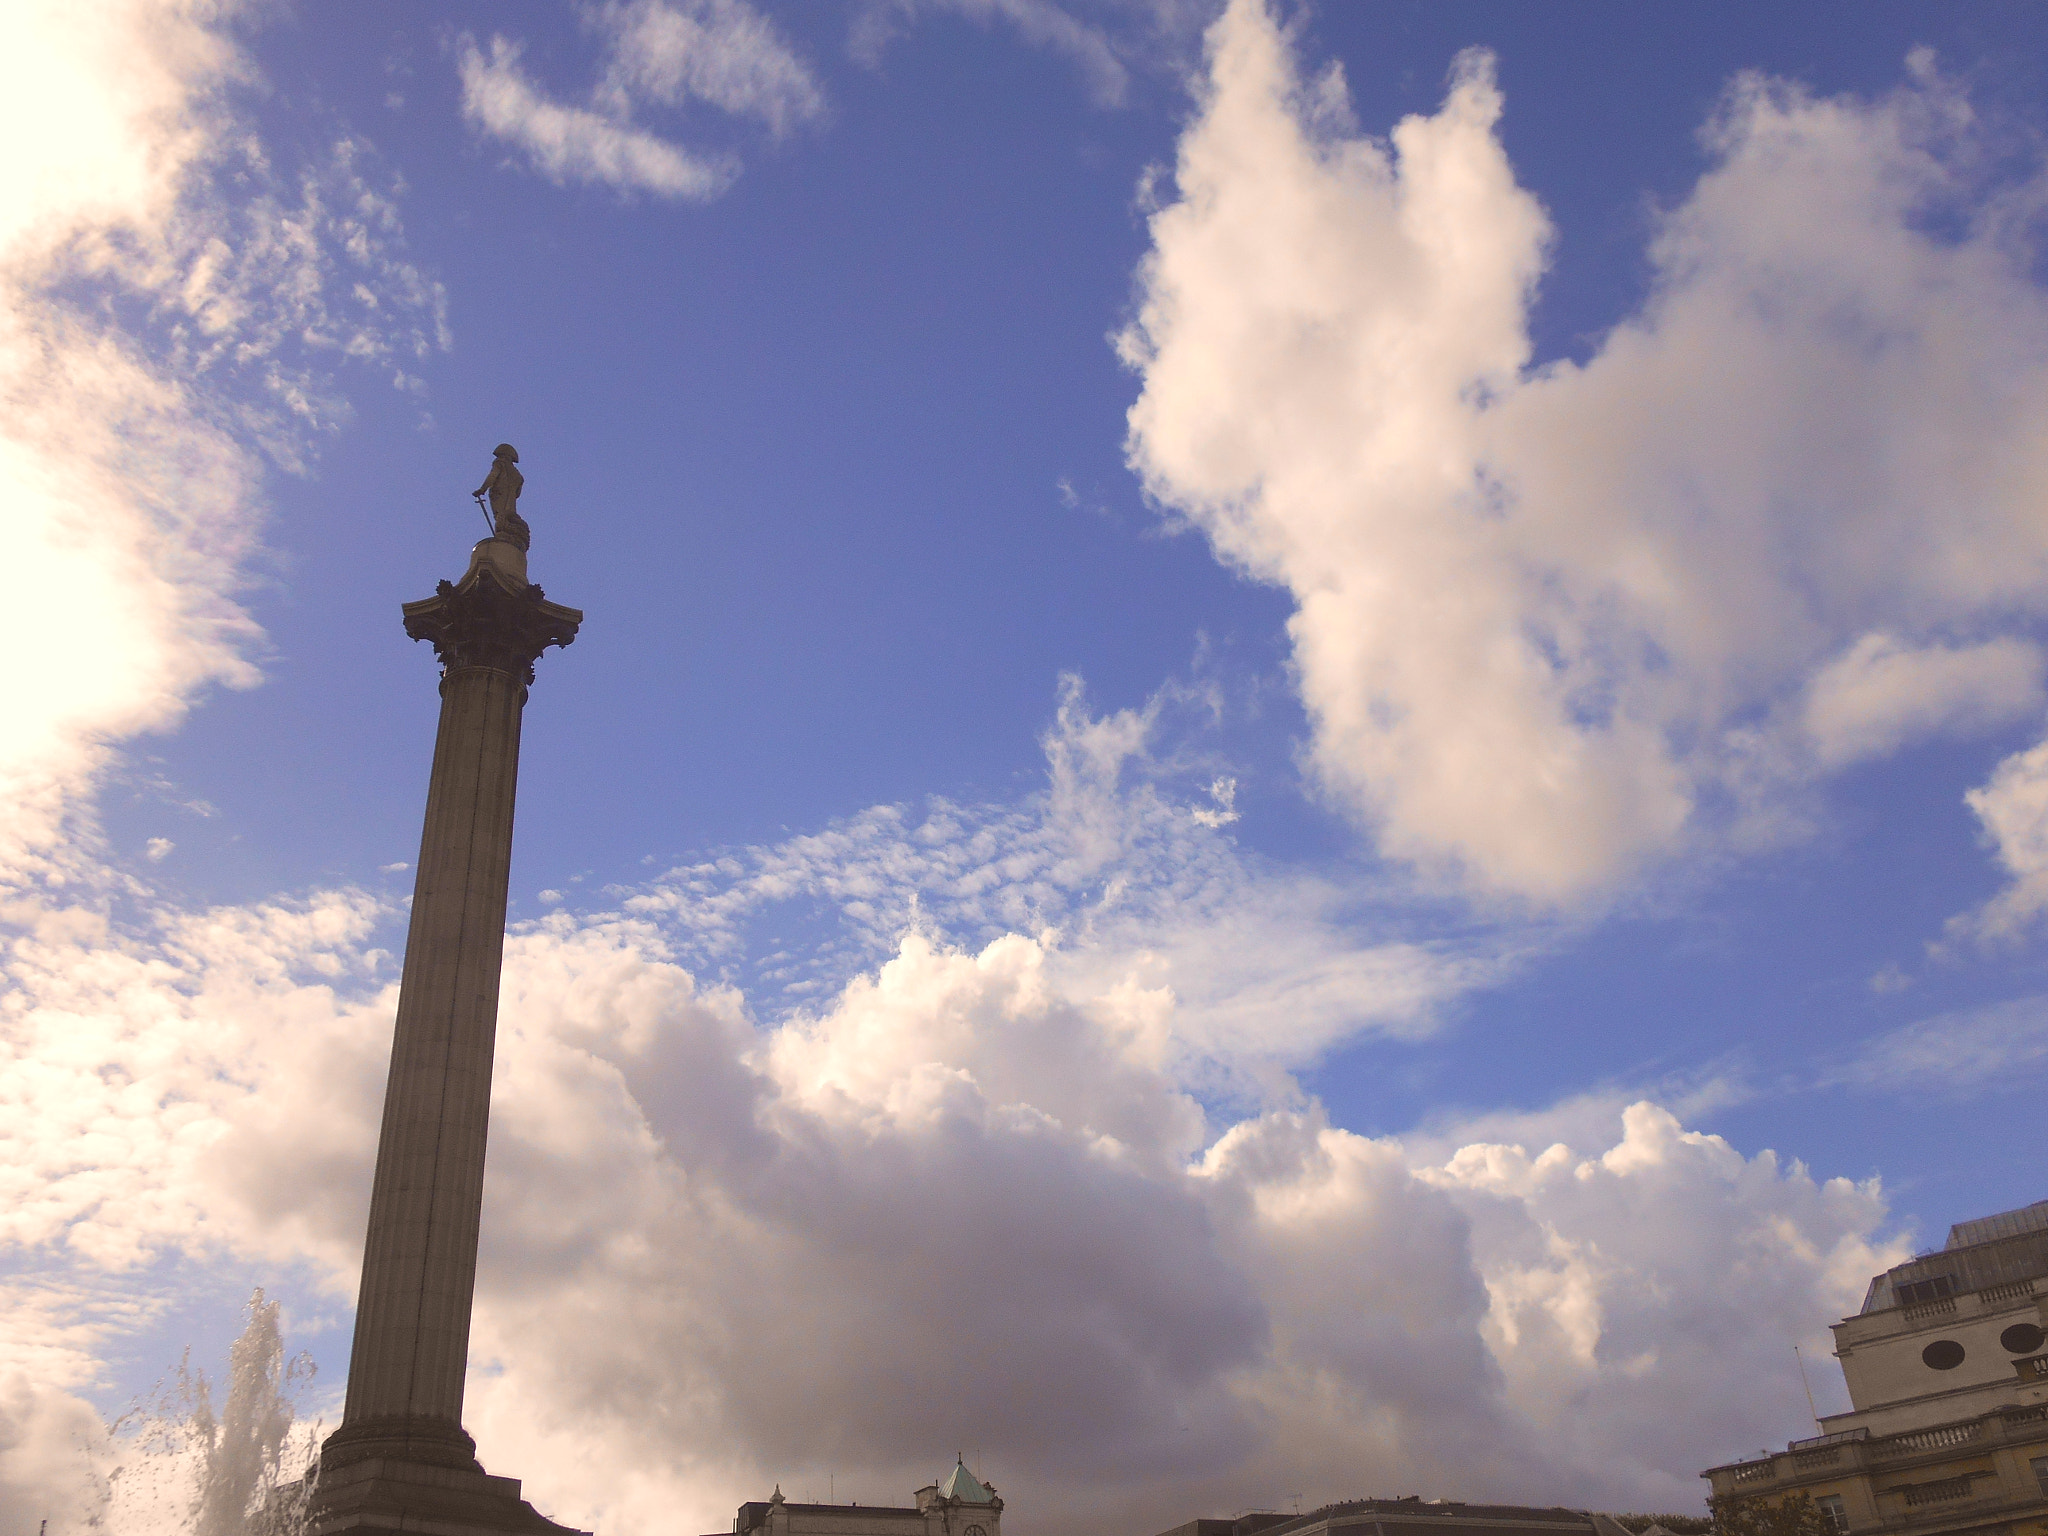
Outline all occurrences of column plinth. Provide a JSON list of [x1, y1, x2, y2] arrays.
[[310, 535, 586, 1536]]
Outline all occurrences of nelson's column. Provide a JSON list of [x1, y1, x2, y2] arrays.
[[309, 445, 586, 1536]]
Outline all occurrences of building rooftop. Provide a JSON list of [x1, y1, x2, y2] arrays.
[[938, 1460, 994, 1505], [1193, 1498, 1608, 1536], [1860, 1201, 2048, 1313], [1947, 1200, 2048, 1250]]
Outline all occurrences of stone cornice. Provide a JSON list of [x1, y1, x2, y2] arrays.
[[402, 541, 583, 687]]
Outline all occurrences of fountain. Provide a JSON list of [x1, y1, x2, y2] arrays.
[[95, 1289, 322, 1535]]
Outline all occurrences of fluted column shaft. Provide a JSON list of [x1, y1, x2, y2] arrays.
[[342, 661, 525, 1438], [319, 538, 581, 1483]]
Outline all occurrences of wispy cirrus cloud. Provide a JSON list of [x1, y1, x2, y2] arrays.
[[851, 0, 1133, 106], [0, 0, 441, 892], [456, 0, 822, 200], [595, 0, 825, 136], [1828, 993, 2048, 1094], [0, 6, 445, 1505], [613, 674, 1522, 1083], [457, 36, 735, 201]]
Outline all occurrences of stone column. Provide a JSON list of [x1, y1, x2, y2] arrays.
[[311, 534, 585, 1536]]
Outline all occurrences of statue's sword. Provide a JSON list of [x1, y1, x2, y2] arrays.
[[473, 491, 496, 535]]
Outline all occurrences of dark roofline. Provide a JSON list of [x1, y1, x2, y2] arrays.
[[1199, 1500, 1601, 1536], [768, 1507, 922, 1518], [1947, 1200, 2048, 1250], [1860, 1223, 2048, 1313], [736, 1501, 926, 1535]]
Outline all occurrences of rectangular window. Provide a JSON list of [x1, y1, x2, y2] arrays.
[[1896, 1276, 1956, 1305], [1816, 1496, 1847, 1533], [2032, 1456, 2048, 1498]]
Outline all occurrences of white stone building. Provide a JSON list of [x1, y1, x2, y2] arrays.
[[1704, 1199, 2048, 1536], [731, 1460, 1003, 1536]]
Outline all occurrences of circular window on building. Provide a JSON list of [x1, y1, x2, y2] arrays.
[[1923, 1339, 1966, 1370], [2001, 1322, 2045, 1355]]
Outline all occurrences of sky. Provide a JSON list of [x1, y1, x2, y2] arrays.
[[7, 0, 2048, 1532]]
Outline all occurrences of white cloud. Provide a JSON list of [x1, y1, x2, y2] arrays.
[[1830, 993, 2048, 1092], [595, 0, 825, 135], [0, 664, 1509, 1526], [0, 866, 1904, 1530], [457, 36, 734, 200], [0, 1274, 144, 1527], [1420, 1103, 1894, 1487], [1191, 775, 1239, 827], [0, 4, 1939, 1529], [0, 51, 445, 1530], [1121, 0, 2048, 904], [623, 675, 1511, 1078], [0, 0, 442, 899], [1955, 738, 2048, 940], [0, 679, 1899, 1529], [0, 0, 259, 878], [457, 1, 822, 199], [1803, 634, 2043, 769], [851, 0, 1132, 107], [0, 642, 1898, 1528], [144, 837, 173, 863]]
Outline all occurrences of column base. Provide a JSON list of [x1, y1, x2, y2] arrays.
[[305, 1456, 587, 1536], [320, 1414, 488, 1474], [305, 1428, 587, 1536]]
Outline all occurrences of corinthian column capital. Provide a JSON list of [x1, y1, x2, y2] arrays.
[[402, 536, 583, 687]]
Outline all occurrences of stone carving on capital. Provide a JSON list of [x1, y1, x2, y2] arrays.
[[403, 561, 582, 687]]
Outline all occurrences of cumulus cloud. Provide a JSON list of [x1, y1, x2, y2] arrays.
[[457, 0, 822, 199], [0, 882, 394, 1525], [0, 639, 1898, 1530], [1954, 738, 2048, 940], [0, 1276, 138, 1525], [0, 4, 1933, 1530], [0, 860, 1903, 1531], [0, 679, 1897, 1530], [0, 661, 1475, 1525], [1121, 0, 2048, 903]]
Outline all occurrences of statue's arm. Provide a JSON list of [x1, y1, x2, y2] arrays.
[[473, 463, 499, 498]]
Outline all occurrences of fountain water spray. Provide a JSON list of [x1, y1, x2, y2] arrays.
[[97, 1289, 322, 1536]]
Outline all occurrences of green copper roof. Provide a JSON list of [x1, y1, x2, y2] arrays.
[[939, 1460, 993, 1504]]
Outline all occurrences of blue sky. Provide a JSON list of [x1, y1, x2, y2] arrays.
[[9, 2, 2048, 1533]]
